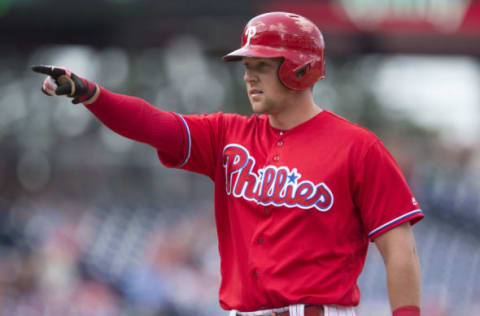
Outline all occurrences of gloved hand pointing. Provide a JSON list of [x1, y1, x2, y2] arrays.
[[32, 65, 99, 104]]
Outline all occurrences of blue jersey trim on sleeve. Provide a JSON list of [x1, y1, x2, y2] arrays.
[[174, 113, 191, 168], [368, 209, 423, 237]]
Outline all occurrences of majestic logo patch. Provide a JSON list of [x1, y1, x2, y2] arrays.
[[222, 144, 334, 212]]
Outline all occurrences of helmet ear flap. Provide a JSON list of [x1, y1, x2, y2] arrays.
[[295, 64, 310, 79], [278, 57, 325, 91], [278, 59, 313, 90]]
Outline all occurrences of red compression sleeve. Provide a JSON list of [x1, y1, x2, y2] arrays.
[[392, 306, 420, 316], [85, 87, 186, 164]]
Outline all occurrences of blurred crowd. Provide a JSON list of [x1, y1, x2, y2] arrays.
[[0, 198, 221, 316]]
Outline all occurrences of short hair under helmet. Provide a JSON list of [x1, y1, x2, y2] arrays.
[[223, 12, 325, 91]]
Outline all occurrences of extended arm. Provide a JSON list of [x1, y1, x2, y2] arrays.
[[374, 222, 421, 315], [32, 65, 186, 163]]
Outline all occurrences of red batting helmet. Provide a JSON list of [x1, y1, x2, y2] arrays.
[[223, 12, 325, 91]]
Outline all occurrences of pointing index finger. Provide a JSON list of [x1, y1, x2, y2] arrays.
[[31, 65, 66, 78], [32, 65, 54, 75]]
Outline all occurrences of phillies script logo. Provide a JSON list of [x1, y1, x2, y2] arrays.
[[222, 144, 334, 212]]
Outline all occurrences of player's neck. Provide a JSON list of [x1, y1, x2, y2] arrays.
[[268, 95, 322, 130]]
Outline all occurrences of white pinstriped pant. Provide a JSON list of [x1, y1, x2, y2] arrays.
[[229, 304, 357, 316]]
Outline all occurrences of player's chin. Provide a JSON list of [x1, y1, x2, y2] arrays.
[[248, 98, 264, 113], [250, 102, 268, 114]]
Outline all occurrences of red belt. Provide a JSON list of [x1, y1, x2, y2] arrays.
[[272, 306, 324, 316]]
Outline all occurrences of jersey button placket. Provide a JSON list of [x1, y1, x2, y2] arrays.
[[272, 130, 284, 163], [254, 130, 282, 276]]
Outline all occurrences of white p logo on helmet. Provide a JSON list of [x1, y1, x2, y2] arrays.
[[244, 26, 257, 47]]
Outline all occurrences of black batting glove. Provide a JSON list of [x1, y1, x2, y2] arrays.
[[32, 65, 99, 104]]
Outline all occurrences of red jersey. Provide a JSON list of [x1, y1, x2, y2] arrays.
[[158, 110, 423, 311]]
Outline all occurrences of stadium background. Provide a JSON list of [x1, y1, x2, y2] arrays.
[[0, 0, 479, 315]]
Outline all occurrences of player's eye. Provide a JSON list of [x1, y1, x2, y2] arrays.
[[243, 62, 254, 70], [243, 61, 272, 71], [256, 62, 274, 71]]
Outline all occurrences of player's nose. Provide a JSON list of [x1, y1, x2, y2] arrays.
[[243, 69, 258, 84]]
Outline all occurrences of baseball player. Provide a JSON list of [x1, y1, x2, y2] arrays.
[[32, 12, 423, 316]]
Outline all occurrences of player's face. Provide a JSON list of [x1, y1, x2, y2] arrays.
[[242, 57, 294, 114]]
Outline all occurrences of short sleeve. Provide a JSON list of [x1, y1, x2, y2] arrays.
[[353, 140, 424, 241], [157, 112, 224, 180]]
